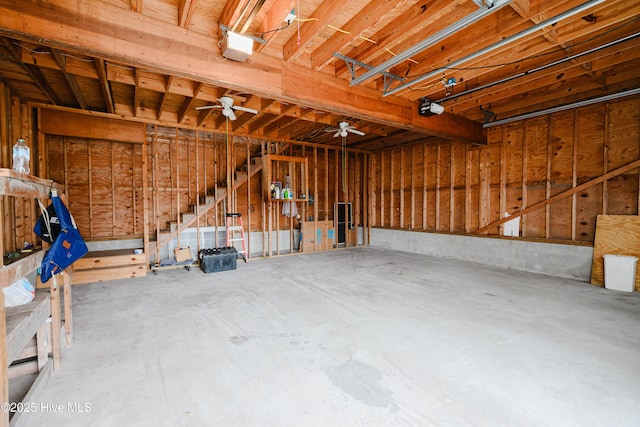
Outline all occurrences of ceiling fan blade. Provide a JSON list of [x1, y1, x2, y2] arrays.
[[333, 130, 341, 138], [194, 105, 222, 110], [233, 105, 259, 114], [348, 128, 365, 136], [227, 108, 237, 121]]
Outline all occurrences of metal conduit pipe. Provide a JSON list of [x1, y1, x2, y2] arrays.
[[483, 87, 640, 128], [349, 0, 514, 87], [434, 31, 640, 104], [384, 0, 607, 97]]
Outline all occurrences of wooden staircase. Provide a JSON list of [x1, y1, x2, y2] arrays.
[[149, 154, 264, 261]]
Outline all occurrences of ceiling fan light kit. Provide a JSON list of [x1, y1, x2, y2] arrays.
[[194, 96, 258, 121], [325, 121, 365, 138]]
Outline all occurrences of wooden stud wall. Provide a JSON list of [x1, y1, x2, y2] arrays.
[[40, 111, 368, 257], [371, 96, 640, 244]]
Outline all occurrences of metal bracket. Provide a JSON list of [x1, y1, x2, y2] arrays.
[[333, 52, 404, 93], [220, 24, 267, 45]]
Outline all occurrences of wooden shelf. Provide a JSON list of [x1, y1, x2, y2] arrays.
[[0, 168, 63, 199], [261, 155, 308, 202]]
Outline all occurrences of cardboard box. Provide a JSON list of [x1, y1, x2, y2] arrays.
[[175, 247, 192, 262]]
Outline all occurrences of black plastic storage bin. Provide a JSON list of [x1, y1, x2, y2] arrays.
[[199, 247, 237, 273]]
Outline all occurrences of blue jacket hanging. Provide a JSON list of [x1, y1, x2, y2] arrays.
[[36, 191, 88, 283]]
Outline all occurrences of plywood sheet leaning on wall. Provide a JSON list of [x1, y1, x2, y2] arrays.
[[591, 215, 640, 291]]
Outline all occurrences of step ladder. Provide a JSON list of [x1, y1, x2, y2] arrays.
[[225, 213, 247, 262]]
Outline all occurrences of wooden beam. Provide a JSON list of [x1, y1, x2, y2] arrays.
[[178, 81, 204, 123], [40, 109, 145, 144], [220, 0, 248, 29], [310, 0, 400, 71], [131, 0, 142, 13], [156, 75, 173, 120], [94, 58, 115, 113], [178, 0, 197, 28], [283, 0, 350, 62], [0, 38, 60, 104], [254, 0, 295, 51], [474, 158, 640, 234], [50, 48, 88, 109], [0, 0, 485, 143], [133, 68, 140, 117], [239, 0, 267, 34]]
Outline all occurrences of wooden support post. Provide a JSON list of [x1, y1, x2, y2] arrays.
[[423, 143, 428, 231], [399, 148, 405, 229], [500, 127, 508, 234], [380, 152, 385, 227], [334, 149, 339, 247], [410, 146, 416, 230], [314, 147, 318, 250], [50, 275, 61, 370], [153, 124, 160, 265], [435, 144, 441, 231], [449, 141, 455, 232], [522, 121, 529, 237], [324, 147, 328, 250], [572, 110, 579, 241], [390, 150, 395, 228], [370, 153, 376, 229], [142, 129, 149, 265], [246, 139, 251, 259], [63, 270, 72, 347], [602, 104, 610, 215], [465, 146, 472, 233], [545, 116, 553, 238]]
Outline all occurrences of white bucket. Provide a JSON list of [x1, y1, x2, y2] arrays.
[[603, 254, 637, 292]]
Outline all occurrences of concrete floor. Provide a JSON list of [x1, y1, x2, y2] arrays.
[[17, 247, 640, 426]]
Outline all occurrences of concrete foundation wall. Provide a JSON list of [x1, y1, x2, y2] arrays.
[[370, 228, 594, 281]]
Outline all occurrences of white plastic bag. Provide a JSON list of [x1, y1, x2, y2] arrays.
[[3, 277, 35, 307]]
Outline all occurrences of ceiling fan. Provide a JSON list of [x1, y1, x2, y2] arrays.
[[194, 96, 258, 121], [325, 121, 365, 138]]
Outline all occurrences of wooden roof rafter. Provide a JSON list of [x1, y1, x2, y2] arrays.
[[310, 0, 406, 71], [131, 0, 142, 13], [0, 38, 61, 105], [283, 0, 351, 62], [254, 0, 295, 52], [156, 75, 174, 120], [50, 48, 88, 110], [178, 0, 198, 28], [178, 81, 205, 123], [94, 58, 115, 113]]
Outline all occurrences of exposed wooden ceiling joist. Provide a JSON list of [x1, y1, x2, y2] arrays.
[[0, 0, 636, 150]]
